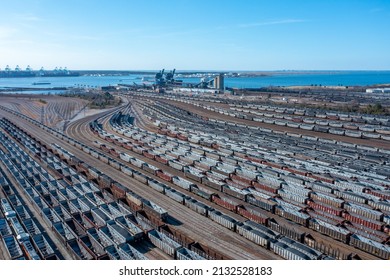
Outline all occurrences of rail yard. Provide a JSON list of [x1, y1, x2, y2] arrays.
[[0, 91, 389, 260]]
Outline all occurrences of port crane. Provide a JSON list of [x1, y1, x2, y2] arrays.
[[155, 68, 176, 86], [165, 69, 176, 83], [155, 69, 165, 85]]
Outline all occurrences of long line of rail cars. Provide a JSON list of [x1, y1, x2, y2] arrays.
[[105, 110, 390, 208], [0, 158, 50, 259], [134, 88, 390, 109], [143, 97, 390, 150], [0, 119, 224, 260], [193, 102, 390, 140], [1, 103, 390, 259], [90, 112, 389, 259], [140, 99, 390, 178], [119, 111, 386, 245], [127, 93, 390, 142], [134, 100, 389, 177], [0, 113, 332, 260], [143, 104, 390, 169], [139, 98, 390, 156], [115, 99, 387, 260], [3, 112, 290, 258]]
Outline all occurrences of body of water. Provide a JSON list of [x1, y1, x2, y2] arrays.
[[0, 71, 389, 92], [181, 71, 390, 88]]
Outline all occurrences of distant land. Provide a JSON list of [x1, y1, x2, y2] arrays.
[[69, 69, 390, 77], [2, 68, 389, 77]]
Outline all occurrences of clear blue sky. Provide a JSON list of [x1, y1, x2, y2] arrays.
[[0, 0, 389, 70]]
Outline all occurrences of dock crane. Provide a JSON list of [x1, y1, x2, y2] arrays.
[[155, 69, 165, 85], [155, 68, 177, 86], [165, 69, 176, 83]]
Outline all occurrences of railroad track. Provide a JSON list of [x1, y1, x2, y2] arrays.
[[0, 148, 72, 260], [157, 98, 390, 149], [104, 99, 384, 260], [69, 101, 382, 260], [0, 107, 280, 260], [65, 108, 280, 259], [1, 102, 384, 260]]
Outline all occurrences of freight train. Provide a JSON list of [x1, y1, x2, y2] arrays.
[[2, 106, 390, 259], [68, 147, 390, 259]]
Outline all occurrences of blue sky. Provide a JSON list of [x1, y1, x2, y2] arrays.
[[0, 0, 389, 70]]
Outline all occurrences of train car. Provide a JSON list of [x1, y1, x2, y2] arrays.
[[20, 239, 41, 260], [308, 218, 351, 243], [147, 179, 166, 193], [142, 150, 156, 160], [221, 185, 249, 201], [278, 189, 308, 205], [343, 202, 384, 221], [306, 209, 345, 226], [90, 150, 99, 159], [211, 194, 242, 213], [88, 167, 101, 181], [237, 205, 269, 225], [172, 176, 196, 191], [130, 157, 145, 168], [119, 152, 132, 163], [307, 200, 344, 217], [226, 178, 250, 190], [122, 142, 134, 151], [183, 167, 204, 183], [100, 144, 110, 153], [164, 187, 187, 205], [208, 210, 237, 231], [190, 186, 214, 201], [141, 200, 168, 221], [342, 212, 384, 231], [366, 189, 390, 201], [109, 148, 120, 158], [246, 195, 277, 213], [201, 177, 224, 192], [270, 241, 311, 260], [189, 241, 231, 260], [310, 192, 344, 208], [236, 223, 272, 249], [282, 167, 308, 177], [76, 162, 90, 174], [184, 198, 209, 216], [142, 163, 160, 176], [120, 166, 134, 177], [132, 171, 148, 184], [156, 170, 174, 182], [268, 218, 307, 243], [98, 153, 109, 164], [155, 155, 169, 165], [349, 234, 390, 259], [108, 159, 121, 170], [168, 160, 185, 171], [97, 174, 113, 190], [252, 181, 280, 194], [368, 200, 390, 213], [2, 235, 24, 259], [339, 190, 368, 205], [148, 229, 183, 258], [110, 181, 127, 200], [125, 191, 143, 212]]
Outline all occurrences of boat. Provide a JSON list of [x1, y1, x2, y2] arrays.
[[32, 82, 51, 85]]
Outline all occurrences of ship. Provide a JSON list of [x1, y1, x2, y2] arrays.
[[32, 82, 52, 85]]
